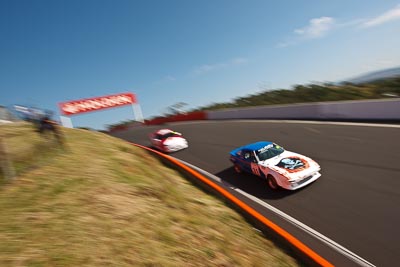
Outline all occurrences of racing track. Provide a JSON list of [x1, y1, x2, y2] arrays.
[[111, 120, 400, 267]]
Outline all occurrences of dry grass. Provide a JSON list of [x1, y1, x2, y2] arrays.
[[0, 123, 299, 266]]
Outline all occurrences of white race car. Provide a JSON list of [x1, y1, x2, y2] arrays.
[[230, 141, 321, 190], [149, 129, 188, 153]]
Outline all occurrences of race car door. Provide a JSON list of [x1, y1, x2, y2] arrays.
[[152, 134, 164, 149], [234, 149, 250, 173], [240, 150, 260, 175]]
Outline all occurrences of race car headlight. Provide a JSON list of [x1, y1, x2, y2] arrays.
[[289, 178, 301, 183]]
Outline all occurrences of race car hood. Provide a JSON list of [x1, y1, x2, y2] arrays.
[[259, 151, 320, 180], [162, 136, 187, 146]]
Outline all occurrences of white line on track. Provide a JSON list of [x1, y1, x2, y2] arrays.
[[176, 158, 376, 267], [254, 120, 400, 128]]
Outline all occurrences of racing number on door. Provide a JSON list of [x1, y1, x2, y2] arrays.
[[251, 163, 261, 176]]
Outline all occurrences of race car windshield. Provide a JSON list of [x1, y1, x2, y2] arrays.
[[256, 144, 284, 161], [162, 132, 181, 139]]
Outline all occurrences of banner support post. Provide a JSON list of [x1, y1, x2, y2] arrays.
[[132, 103, 144, 123], [60, 116, 73, 128]]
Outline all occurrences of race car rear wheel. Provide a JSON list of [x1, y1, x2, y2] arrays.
[[267, 175, 279, 190], [233, 164, 242, 173]]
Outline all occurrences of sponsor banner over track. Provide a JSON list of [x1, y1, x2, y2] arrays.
[[59, 93, 136, 116]]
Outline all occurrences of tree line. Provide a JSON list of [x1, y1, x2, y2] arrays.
[[194, 77, 400, 111]]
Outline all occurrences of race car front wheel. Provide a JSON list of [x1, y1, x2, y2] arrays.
[[267, 175, 279, 190]]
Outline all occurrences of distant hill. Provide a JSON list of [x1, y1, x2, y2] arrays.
[[188, 74, 400, 112], [0, 106, 19, 123], [346, 66, 400, 84]]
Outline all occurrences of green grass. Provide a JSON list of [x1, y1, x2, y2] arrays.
[[0, 123, 299, 266], [0, 122, 63, 181]]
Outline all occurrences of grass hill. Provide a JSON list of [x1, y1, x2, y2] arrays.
[[0, 123, 299, 266]]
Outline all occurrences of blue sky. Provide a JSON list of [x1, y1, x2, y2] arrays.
[[1, 0, 400, 129]]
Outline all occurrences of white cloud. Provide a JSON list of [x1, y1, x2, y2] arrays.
[[276, 16, 335, 47], [231, 57, 248, 65], [194, 63, 226, 74], [294, 17, 336, 38], [278, 5, 400, 48], [193, 57, 248, 75], [164, 75, 176, 81], [276, 41, 295, 48], [151, 75, 176, 85], [362, 5, 400, 27]]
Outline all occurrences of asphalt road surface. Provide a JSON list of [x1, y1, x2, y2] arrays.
[[112, 120, 400, 267]]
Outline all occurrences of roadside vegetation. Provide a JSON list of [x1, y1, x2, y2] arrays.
[[195, 77, 400, 111], [0, 123, 299, 266]]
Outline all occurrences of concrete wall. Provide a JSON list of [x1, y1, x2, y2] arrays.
[[207, 99, 400, 121]]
